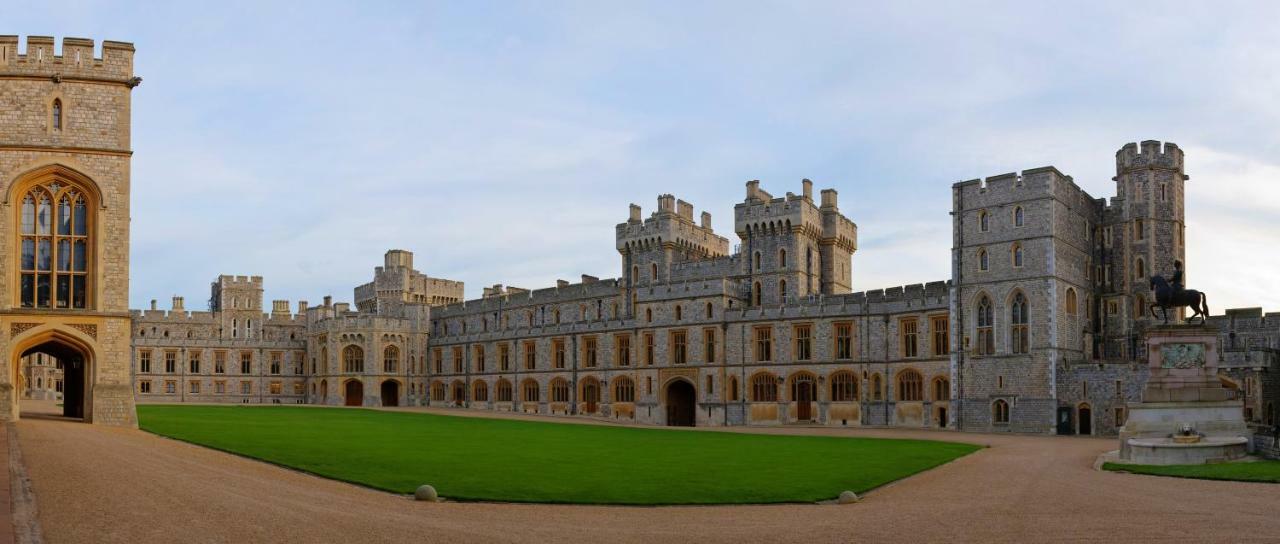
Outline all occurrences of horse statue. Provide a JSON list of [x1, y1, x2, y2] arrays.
[[1149, 275, 1209, 324]]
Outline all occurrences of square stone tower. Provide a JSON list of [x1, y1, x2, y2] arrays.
[[0, 36, 140, 425]]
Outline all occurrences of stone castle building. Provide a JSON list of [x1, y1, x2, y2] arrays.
[[2, 36, 1273, 436], [0, 36, 139, 425], [129, 138, 1278, 437]]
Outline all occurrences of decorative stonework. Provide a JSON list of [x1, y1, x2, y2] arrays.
[[70, 323, 98, 340], [10, 323, 40, 337], [1159, 343, 1204, 369]]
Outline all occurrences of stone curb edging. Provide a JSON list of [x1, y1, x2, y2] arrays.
[[7, 424, 43, 544]]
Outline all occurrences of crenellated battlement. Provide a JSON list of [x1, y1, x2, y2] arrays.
[[734, 179, 856, 251], [1116, 140, 1184, 175], [616, 194, 729, 257], [0, 36, 136, 81]]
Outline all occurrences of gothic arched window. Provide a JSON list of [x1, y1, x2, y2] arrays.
[[52, 99, 62, 130], [1010, 293, 1029, 354], [383, 345, 399, 373], [343, 345, 364, 373], [18, 178, 91, 309], [1014, 206, 1024, 227], [1012, 243, 1024, 268], [979, 249, 989, 271], [976, 295, 994, 355]]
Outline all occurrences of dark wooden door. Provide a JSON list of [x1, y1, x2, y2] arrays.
[[1056, 407, 1074, 435], [796, 382, 813, 421], [584, 382, 598, 414], [381, 380, 399, 407], [344, 380, 363, 406]]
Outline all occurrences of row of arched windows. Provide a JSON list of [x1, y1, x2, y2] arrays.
[[976, 243, 1024, 271], [977, 206, 1025, 233]]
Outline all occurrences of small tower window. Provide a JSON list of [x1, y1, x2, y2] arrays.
[[778, 248, 787, 268], [52, 99, 62, 131], [1013, 206, 1024, 227], [978, 210, 989, 232], [978, 249, 989, 271], [1011, 243, 1023, 268]]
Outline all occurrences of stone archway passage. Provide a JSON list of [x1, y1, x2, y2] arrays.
[[380, 380, 399, 407], [1078, 405, 1093, 436], [344, 380, 363, 407], [21, 339, 88, 419], [665, 380, 696, 427]]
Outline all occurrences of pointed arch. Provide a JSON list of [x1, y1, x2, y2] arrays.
[[1009, 291, 1029, 354], [975, 291, 995, 355]]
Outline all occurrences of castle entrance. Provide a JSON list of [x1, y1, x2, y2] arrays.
[[793, 376, 815, 422], [380, 380, 400, 407], [1056, 407, 1074, 435], [344, 379, 363, 406], [1078, 404, 1093, 435], [582, 379, 599, 414], [19, 338, 89, 420], [665, 379, 696, 427]]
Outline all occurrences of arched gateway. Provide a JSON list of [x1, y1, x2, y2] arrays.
[[665, 379, 696, 427]]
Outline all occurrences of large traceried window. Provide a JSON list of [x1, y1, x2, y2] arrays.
[[19, 179, 91, 309], [1010, 293, 1029, 354], [383, 345, 399, 373], [343, 345, 364, 373], [976, 295, 994, 355]]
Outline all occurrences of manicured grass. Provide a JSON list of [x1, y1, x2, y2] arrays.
[[1103, 461, 1280, 484], [138, 405, 979, 505]]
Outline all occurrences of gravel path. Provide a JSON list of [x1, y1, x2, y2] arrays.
[[14, 408, 1280, 543]]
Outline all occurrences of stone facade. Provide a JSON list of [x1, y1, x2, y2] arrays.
[[20, 353, 62, 400], [126, 138, 1280, 439], [0, 36, 139, 426]]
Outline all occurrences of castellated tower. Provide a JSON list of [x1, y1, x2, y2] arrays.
[[733, 179, 857, 306], [1097, 141, 1187, 357], [0, 36, 141, 425], [616, 195, 730, 314], [210, 275, 265, 340]]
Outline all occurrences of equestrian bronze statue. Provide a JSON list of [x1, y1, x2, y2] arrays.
[[1149, 262, 1208, 324]]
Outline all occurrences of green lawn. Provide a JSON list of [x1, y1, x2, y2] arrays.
[[137, 405, 979, 505], [1103, 461, 1280, 484]]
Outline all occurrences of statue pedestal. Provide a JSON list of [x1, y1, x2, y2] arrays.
[[1118, 325, 1248, 465]]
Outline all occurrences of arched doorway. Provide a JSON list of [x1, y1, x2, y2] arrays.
[[665, 379, 696, 427], [582, 378, 599, 414], [343, 379, 363, 407], [1078, 403, 1093, 435], [18, 338, 89, 419], [791, 373, 816, 422], [380, 380, 400, 407], [452, 381, 466, 407]]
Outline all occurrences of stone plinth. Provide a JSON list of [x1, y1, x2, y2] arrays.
[[1118, 325, 1248, 465]]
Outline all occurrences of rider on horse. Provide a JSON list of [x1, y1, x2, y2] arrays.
[[1170, 260, 1184, 294]]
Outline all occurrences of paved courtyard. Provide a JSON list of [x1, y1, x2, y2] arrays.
[[12, 406, 1280, 543]]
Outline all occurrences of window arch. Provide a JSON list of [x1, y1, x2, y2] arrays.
[[343, 345, 364, 373], [651, 262, 658, 281], [830, 371, 858, 402], [1135, 258, 1145, 280], [631, 265, 639, 283], [1010, 292, 1029, 354], [613, 376, 635, 402], [1011, 243, 1023, 268], [52, 98, 63, 130], [1135, 294, 1147, 318], [932, 376, 950, 401], [752, 282, 762, 306], [728, 375, 739, 401], [976, 295, 994, 355], [992, 399, 1010, 424], [645, 308, 653, 322], [1065, 288, 1078, 316], [706, 302, 714, 319], [896, 369, 923, 401], [17, 175, 93, 309], [1013, 206, 1024, 227], [674, 305, 682, 321], [473, 380, 488, 402], [871, 373, 883, 401], [496, 379, 513, 402], [521, 379, 540, 402], [789, 372, 816, 401], [550, 378, 570, 403], [978, 210, 990, 232], [779, 279, 787, 301], [978, 248, 989, 271], [779, 248, 787, 268], [383, 345, 399, 373], [753, 251, 761, 271], [750, 372, 778, 402]]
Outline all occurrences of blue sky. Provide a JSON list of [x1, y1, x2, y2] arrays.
[[10, 2, 1280, 312]]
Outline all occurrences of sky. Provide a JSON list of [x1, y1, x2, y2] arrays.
[[9, 1, 1280, 312]]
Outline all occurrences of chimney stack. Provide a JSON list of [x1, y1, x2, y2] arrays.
[[701, 211, 712, 229], [172, 296, 184, 311], [629, 203, 642, 223], [802, 179, 813, 200]]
